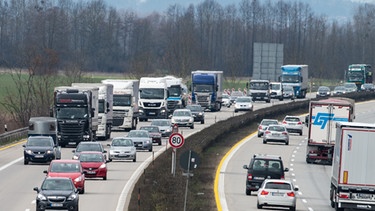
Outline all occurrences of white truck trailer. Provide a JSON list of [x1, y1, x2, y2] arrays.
[[330, 122, 375, 211], [71, 83, 113, 140], [306, 97, 355, 164], [138, 77, 169, 121], [101, 79, 139, 131]]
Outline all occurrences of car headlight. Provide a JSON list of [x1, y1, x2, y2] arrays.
[[74, 175, 84, 182], [37, 193, 47, 201], [67, 192, 78, 201], [72, 155, 79, 160], [166, 128, 171, 132], [99, 163, 106, 169], [83, 135, 89, 139], [189, 118, 194, 123], [25, 150, 33, 154], [171, 119, 176, 124], [198, 112, 203, 116], [145, 140, 151, 144]]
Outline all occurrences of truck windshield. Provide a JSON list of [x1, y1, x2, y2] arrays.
[[98, 99, 105, 113], [249, 82, 269, 90], [347, 71, 364, 81], [168, 86, 181, 97], [113, 95, 131, 106], [56, 107, 88, 119], [140, 88, 165, 99], [193, 85, 213, 92], [281, 75, 300, 83]]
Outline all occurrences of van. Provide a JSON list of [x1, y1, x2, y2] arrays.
[[243, 154, 289, 195], [270, 82, 283, 101]]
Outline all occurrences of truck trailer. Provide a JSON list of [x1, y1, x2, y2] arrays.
[[191, 70, 223, 111], [330, 122, 375, 211], [280, 65, 309, 98], [306, 97, 355, 165]]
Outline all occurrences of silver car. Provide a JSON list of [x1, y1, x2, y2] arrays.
[[107, 137, 136, 162], [282, 115, 303, 136], [170, 109, 194, 129], [151, 119, 172, 137], [263, 124, 289, 145], [127, 130, 153, 152], [234, 96, 253, 113], [257, 119, 279, 137], [257, 179, 298, 210]]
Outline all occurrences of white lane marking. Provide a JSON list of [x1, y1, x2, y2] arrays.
[[0, 157, 23, 171], [302, 199, 307, 203], [308, 207, 314, 211]]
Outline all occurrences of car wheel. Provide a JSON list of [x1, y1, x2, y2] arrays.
[[158, 141, 162, 146], [133, 157, 136, 162], [103, 176, 107, 180], [289, 206, 296, 211], [285, 141, 289, 145], [299, 131, 303, 136], [149, 147, 153, 152], [257, 133, 261, 137], [246, 189, 251, 195], [257, 201, 262, 209], [263, 140, 267, 144], [24, 159, 28, 165], [190, 124, 194, 129], [201, 120, 205, 124], [80, 187, 85, 194]]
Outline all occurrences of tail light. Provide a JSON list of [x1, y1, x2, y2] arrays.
[[287, 192, 295, 197], [281, 175, 285, 179], [282, 132, 288, 135], [339, 193, 349, 199], [282, 121, 287, 124], [297, 121, 302, 125], [259, 125, 262, 129], [247, 173, 253, 180], [265, 131, 271, 134], [260, 190, 269, 195]]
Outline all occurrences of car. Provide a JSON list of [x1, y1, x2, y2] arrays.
[[257, 119, 279, 137], [332, 86, 346, 96], [222, 93, 232, 107], [282, 86, 295, 100], [127, 130, 153, 152], [72, 141, 107, 160], [151, 119, 173, 137], [170, 109, 194, 129], [23, 136, 61, 165], [316, 86, 331, 98], [282, 115, 303, 136], [107, 137, 137, 162], [257, 179, 298, 210], [33, 177, 79, 211], [243, 154, 289, 195], [229, 91, 244, 104], [361, 83, 374, 91], [344, 82, 358, 92], [78, 151, 108, 180], [263, 124, 289, 145], [139, 125, 162, 145], [186, 104, 205, 124], [44, 159, 86, 194], [234, 96, 253, 113]]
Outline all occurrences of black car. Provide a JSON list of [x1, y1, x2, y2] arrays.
[[316, 86, 331, 98], [23, 136, 61, 165], [186, 104, 205, 124], [34, 177, 79, 211], [243, 154, 289, 195]]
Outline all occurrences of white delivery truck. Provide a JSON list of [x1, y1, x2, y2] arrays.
[[102, 79, 139, 131], [306, 97, 355, 164], [138, 77, 169, 121], [71, 83, 113, 140], [330, 122, 375, 211]]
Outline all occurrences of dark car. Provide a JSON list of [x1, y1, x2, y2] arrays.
[[186, 104, 205, 124], [139, 125, 162, 145], [23, 136, 61, 165], [33, 177, 79, 211], [316, 86, 331, 98], [72, 142, 107, 160], [243, 154, 289, 195]]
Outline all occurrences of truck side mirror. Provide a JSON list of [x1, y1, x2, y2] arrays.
[[246, 82, 249, 89], [301, 77, 303, 82], [49, 108, 54, 117], [216, 85, 218, 91], [91, 109, 94, 117]]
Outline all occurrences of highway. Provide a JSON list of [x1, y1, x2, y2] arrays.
[[217, 100, 375, 211]]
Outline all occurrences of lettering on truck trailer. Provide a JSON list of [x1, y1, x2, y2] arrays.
[[312, 112, 349, 129]]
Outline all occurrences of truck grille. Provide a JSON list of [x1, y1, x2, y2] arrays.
[[167, 101, 179, 109], [113, 117, 124, 126], [197, 95, 208, 102], [143, 102, 161, 107], [60, 122, 85, 134]]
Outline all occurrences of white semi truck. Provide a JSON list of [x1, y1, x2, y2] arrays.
[[71, 83, 113, 140], [330, 122, 375, 211], [101, 79, 139, 131], [138, 77, 169, 121], [306, 97, 355, 164]]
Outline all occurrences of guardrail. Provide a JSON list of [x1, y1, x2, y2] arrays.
[[0, 127, 27, 146]]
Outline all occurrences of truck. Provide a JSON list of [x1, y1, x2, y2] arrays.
[[101, 79, 139, 131], [330, 122, 375, 211], [346, 64, 373, 90], [247, 79, 271, 103], [138, 77, 169, 121], [71, 83, 113, 140], [52, 86, 99, 147], [28, 117, 58, 145], [306, 97, 355, 165], [191, 70, 223, 111], [164, 75, 188, 115], [269, 82, 283, 101], [280, 65, 309, 98]]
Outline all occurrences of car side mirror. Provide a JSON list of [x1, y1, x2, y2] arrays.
[[284, 167, 289, 172], [43, 170, 48, 174], [22, 144, 26, 147], [33, 187, 39, 193], [103, 150, 107, 153], [243, 165, 248, 169], [72, 150, 75, 153], [107, 144, 111, 147]]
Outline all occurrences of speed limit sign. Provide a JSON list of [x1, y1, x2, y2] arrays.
[[169, 133, 184, 148]]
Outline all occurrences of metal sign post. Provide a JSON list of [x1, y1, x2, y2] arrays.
[[169, 132, 184, 176]]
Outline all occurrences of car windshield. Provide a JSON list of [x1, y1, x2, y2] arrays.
[[268, 126, 285, 132], [76, 143, 101, 152], [318, 86, 330, 91], [128, 131, 149, 137], [334, 86, 345, 91], [151, 120, 170, 127], [140, 126, 159, 133], [42, 179, 73, 191], [265, 182, 291, 190], [285, 117, 300, 122], [50, 162, 80, 173], [27, 138, 53, 146], [173, 110, 191, 116], [236, 97, 251, 103], [112, 138, 133, 147], [261, 120, 278, 125], [344, 83, 357, 89], [186, 106, 202, 112], [79, 153, 104, 162], [252, 160, 282, 170]]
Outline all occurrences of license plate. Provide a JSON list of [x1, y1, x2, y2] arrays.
[[289, 123, 296, 125], [87, 171, 96, 174], [34, 155, 44, 158], [149, 112, 156, 115], [272, 192, 285, 196], [118, 154, 129, 157], [272, 133, 280, 136], [69, 142, 76, 145], [357, 193, 373, 199], [256, 97, 261, 99], [51, 203, 63, 207], [135, 144, 142, 147], [254, 176, 265, 180]]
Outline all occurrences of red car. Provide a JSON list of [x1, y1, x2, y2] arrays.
[[78, 151, 108, 180], [44, 159, 86, 194]]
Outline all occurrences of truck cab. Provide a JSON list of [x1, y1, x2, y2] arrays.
[[247, 79, 270, 103]]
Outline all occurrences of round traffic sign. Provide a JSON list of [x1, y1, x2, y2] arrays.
[[169, 133, 184, 148]]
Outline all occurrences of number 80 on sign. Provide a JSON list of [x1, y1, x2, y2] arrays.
[[169, 133, 184, 148]]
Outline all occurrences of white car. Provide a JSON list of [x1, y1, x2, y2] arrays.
[[257, 179, 298, 210], [107, 137, 137, 162], [257, 119, 279, 137], [170, 109, 194, 129], [263, 124, 289, 145], [234, 96, 253, 113], [282, 115, 303, 136], [222, 94, 231, 107]]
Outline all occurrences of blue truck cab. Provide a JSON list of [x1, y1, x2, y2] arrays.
[[280, 65, 309, 98]]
